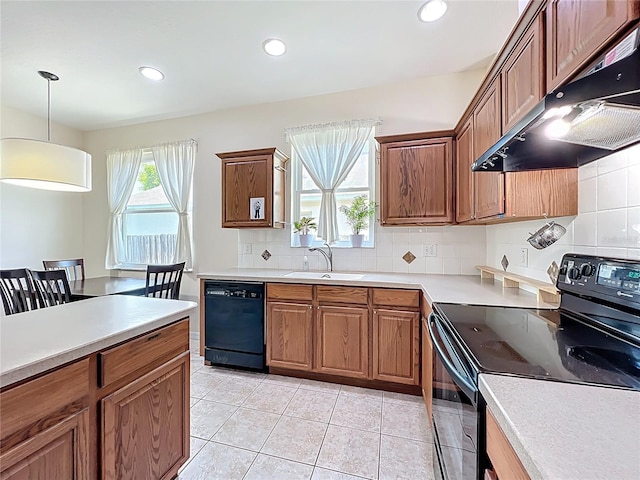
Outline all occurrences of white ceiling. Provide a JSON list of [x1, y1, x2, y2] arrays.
[[1, 1, 519, 131]]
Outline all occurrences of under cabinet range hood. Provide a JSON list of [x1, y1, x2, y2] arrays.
[[473, 26, 640, 173]]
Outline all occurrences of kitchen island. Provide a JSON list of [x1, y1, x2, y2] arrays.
[[0, 295, 197, 480]]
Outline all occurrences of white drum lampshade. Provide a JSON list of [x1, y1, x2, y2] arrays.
[[0, 138, 92, 192]]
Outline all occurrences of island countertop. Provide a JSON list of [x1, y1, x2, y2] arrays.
[[0, 295, 197, 388], [197, 268, 556, 309], [480, 373, 640, 480]]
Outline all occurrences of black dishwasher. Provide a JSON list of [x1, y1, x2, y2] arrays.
[[204, 281, 265, 371]]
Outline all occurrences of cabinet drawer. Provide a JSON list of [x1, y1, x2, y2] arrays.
[[486, 408, 530, 480], [99, 319, 189, 387], [267, 283, 313, 301], [316, 286, 368, 305], [372, 288, 419, 309], [0, 359, 89, 451]]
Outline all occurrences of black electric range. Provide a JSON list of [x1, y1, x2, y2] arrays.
[[428, 254, 640, 480]]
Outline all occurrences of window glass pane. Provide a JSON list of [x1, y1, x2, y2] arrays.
[[125, 212, 178, 235], [123, 211, 178, 265], [339, 144, 369, 189], [336, 191, 372, 241], [128, 160, 171, 207], [301, 164, 317, 191]]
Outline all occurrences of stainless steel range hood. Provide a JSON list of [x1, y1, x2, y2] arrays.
[[472, 27, 640, 173]]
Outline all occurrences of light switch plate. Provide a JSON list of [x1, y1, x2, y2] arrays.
[[243, 243, 252, 255], [518, 248, 528, 267]]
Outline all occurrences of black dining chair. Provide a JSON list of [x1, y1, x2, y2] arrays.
[[30, 269, 72, 308], [0, 268, 38, 315], [43, 258, 85, 282], [145, 262, 185, 299]]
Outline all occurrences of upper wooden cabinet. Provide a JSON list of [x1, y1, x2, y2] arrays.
[[377, 132, 454, 226], [502, 15, 545, 132], [504, 169, 578, 218], [455, 117, 475, 223], [546, 0, 639, 90], [473, 81, 505, 220], [218, 147, 288, 228]]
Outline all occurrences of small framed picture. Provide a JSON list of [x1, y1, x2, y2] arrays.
[[250, 197, 265, 220]]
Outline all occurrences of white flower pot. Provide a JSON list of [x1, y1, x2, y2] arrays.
[[350, 234, 364, 248], [298, 234, 313, 247]]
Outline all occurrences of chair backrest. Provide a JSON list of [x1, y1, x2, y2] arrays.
[[30, 270, 72, 308], [43, 258, 85, 282], [145, 262, 185, 300], [0, 268, 38, 316]]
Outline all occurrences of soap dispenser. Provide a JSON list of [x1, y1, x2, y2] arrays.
[[302, 256, 309, 271]]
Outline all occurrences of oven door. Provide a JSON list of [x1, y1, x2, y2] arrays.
[[428, 312, 481, 480]]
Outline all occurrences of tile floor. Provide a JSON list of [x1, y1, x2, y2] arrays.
[[179, 343, 435, 480]]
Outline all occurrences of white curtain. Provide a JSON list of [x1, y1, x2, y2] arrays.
[[105, 148, 144, 268], [151, 140, 196, 270], [286, 119, 378, 243]]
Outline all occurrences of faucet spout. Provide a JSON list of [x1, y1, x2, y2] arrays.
[[309, 242, 333, 272]]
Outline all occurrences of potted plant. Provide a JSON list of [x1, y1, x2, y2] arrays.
[[339, 195, 377, 247], [293, 216, 317, 247]]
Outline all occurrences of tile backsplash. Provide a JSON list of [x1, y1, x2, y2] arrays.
[[238, 225, 487, 275], [487, 143, 640, 283]]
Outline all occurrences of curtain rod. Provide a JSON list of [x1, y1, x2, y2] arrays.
[[107, 138, 198, 155]]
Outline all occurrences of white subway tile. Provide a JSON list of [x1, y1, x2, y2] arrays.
[[596, 247, 628, 258], [578, 177, 597, 213], [443, 258, 461, 275], [392, 256, 409, 273], [578, 161, 598, 180], [347, 255, 363, 271], [277, 256, 292, 270], [626, 248, 640, 260], [361, 257, 377, 272], [625, 143, 640, 166], [628, 164, 640, 207], [376, 257, 393, 272], [408, 257, 427, 274], [597, 149, 628, 175], [573, 212, 597, 246], [597, 210, 627, 247], [627, 207, 640, 249], [597, 169, 628, 210], [426, 258, 444, 274]]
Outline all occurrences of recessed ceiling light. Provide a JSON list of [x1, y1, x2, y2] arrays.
[[263, 38, 287, 56], [139, 66, 165, 81], [418, 0, 448, 22]]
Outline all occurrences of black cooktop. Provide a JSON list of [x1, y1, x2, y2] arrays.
[[433, 302, 640, 390]]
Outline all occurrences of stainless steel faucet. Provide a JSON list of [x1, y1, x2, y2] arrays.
[[309, 242, 333, 272]]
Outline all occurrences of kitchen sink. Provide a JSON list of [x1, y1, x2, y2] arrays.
[[282, 272, 365, 281]]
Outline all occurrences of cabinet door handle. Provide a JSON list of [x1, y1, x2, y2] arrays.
[[274, 165, 287, 172]]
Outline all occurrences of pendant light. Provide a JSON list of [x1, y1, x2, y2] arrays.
[[0, 71, 92, 192]]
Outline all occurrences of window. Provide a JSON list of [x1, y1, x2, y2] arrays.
[[291, 135, 376, 247], [122, 154, 179, 267]]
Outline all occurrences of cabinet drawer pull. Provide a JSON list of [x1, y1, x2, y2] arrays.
[[147, 333, 161, 341]]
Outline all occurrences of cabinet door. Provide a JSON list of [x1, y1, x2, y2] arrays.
[[222, 154, 273, 227], [421, 318, 433, 421], [504, 169, 578, 218], [373, 309, 420, 385], [0, 409, 90, 480], [474, 82, 504, 219], [547, 0, 637, 90], [380, 137, 453, 225], [455, 117, 475, 223], [316, 305, 369, 379], [267, 301, 314, 371], [502, 15, 545, 132], [102, 352, 189, 480]]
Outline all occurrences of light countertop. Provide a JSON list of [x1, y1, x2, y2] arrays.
[[480, 374, 640, 480], [197, 268, 557, 309], [0, 295, 197, 388]]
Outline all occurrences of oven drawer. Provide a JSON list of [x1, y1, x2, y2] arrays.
[[99, 319, 189, 387]]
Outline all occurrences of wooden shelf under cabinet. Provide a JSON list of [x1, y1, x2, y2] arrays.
[[476, 266, 560, 305]]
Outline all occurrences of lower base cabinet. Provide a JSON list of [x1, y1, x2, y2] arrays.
[[316, 305, 369, 379], [266, 301, 314, 371], [0, 319, 190, 480], [102, 351, 189, 480], [372, 309, 420, 385], [486, 408, 530, 480]]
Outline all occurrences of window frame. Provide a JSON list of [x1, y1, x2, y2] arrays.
[[291, 135, 377, 248]]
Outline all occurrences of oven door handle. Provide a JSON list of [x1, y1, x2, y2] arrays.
[[428, 313, 477, 404]]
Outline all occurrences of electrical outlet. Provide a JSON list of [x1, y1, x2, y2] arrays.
[[519, 248, 528, 267], [423, 244, 437, 257], [243, 243, 252, 255]]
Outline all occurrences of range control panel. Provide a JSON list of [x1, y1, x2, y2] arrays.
[[558, 254, 640, 308]]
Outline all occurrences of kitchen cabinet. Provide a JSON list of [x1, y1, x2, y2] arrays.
[[455, 116, 475, 223], [473, 81, 505, 220], [504, 169, 578, 218], [102, 352, 189, 480], [266, 284, 314, 371], [377, 132, 454, 226], [501, 15, 545, 132], [486, 408, 531, 480], [421, 297, 433, 420], [316, 305, 369, 379], [0, 360, 90, 480], [372, 289, 420, 385], [217, 147, 288, 228], [546, 0, 639, 90]]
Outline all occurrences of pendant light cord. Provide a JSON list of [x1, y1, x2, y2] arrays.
[[47, 77, 51, 142]]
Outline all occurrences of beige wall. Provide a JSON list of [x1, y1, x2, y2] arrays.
[[0, 105, 85, 269], [82, 69, 486, 330]]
